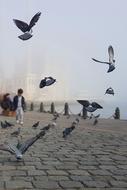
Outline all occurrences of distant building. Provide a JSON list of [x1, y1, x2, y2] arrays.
[[0, 72, 69, 102]]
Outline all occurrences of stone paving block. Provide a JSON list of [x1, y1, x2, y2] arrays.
[[34, 176, 49, 181], [3, 161, 24, 166], [93, 175, 115, 182], [28, 170, 46, 176], [46, 170, 68, 175], [110, 169, 127, 175], [35, 165, 55, 170], [58, 158, 78, 162], [62, 161, 78, 166], [0, 165, 16, 170], [16, 166, 35, 170], [97, 161, 116, 165], [59, 180, 84, 188], [40, 157, 59, 161], [48, 175, 70, 181], [109, 180, 127, 187], [3, 170, 27, 176], [55, 165, 77, 170], [22, 156, 41, 162], [68, 170, 90, 176], [12, 176, 34, 182], [117, 165, 127, 169], [70, 175, 93, 181], [78, 165, 98, 170], [43, 161, 61, 165], [115, 161, 127, 165], [99, 165, 117, 170], [88, 169, 112, 176], [5, 181, 33, 189], [83, 180, 110, 188], [79, 161, 99, 166], [33, 180, 60, 189], [111, 155, 127, 161], [113, 175, 127, 181], [24, 162, 42, 167]]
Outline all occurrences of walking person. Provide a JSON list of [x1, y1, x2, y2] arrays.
[[13, 89, 26, 125]]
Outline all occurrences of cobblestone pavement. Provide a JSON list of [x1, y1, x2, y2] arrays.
[[0, 112, 127, 189]]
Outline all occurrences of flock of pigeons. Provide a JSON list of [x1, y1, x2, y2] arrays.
[[0, 12, 117, 160], [0, 114, 80, 160], [13, 12, 56, 87], [92, 45, 115, 96], [77, 45, 116, 123], [13, 12, 115, 96]]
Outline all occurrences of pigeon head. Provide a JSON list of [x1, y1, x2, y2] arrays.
[[71, 126, 75, 130], [16, 154, 23, 160], [107, 65, 115, 73]]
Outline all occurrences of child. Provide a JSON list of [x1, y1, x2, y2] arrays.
[[13, 89, 26, 125]]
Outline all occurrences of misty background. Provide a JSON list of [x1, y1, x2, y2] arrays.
[[0, 0, 127, 118]]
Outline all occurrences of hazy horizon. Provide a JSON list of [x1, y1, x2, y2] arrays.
[[0, 0, 127, 106]]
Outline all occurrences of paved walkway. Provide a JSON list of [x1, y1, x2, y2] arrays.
[[0, 112, 127, 189]]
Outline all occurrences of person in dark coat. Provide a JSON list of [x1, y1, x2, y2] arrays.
[[13, 89, 26, 125], [1, 93, 13, 111]]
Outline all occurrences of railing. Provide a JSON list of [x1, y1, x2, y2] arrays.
[[28, 102, 85, 118]]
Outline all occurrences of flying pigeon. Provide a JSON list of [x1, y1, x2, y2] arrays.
[[13, 12, 41, 40], [92, 45, 115, 73], [32, 121, 40, 129], [77, 100, 103, 112], [105, 87, 114, 95], [11, 127, 21, 137], [0, 130, 45, 160], [39, 77, 56, 88]]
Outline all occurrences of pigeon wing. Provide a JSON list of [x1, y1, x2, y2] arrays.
[[85, 107, 97, 112], [92, 58, 109, 65], [18, 33, 33, 40], [19, 130, 45, 154], [77, 100, 90, 107], [91, 102, 103, 109], [8, 144, 23, 159], [28, 12, 41, 30], [108, 45, 114, 62], [13, 19, 29, 32], [46, 78, 56, 86], [39, 79, 46, 88], [0, 144, 15, 154], [94, 114, 100, 118]]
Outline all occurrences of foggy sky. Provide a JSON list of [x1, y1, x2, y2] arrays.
[[0, 0, 127, 103]]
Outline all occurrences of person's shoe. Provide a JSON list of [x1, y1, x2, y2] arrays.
[[16, 120, 19, 124], [20, 121, 23, 125]]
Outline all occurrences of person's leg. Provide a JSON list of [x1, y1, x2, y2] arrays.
[[16, 108, 20, 123], [19, 107, 24, 125]]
